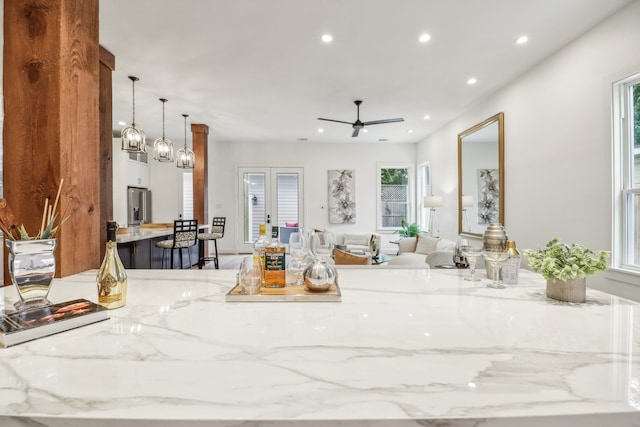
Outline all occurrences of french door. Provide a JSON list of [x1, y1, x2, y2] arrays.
[[238, 167, 304, 252]]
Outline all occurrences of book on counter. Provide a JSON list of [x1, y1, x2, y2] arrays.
[[0, 299, 109, 348]]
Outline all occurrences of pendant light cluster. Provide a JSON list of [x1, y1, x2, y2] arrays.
[[176, 114, 196, 169], [152, 98, 174, 162], [120, 76, 195, 169], [121, 76, 146, 153]]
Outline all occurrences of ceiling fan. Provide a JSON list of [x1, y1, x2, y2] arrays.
[[318, 100, 404, 137]]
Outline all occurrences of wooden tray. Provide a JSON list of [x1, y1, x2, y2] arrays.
[[140, 223, 173, 228], [225, 282, 341, 302]]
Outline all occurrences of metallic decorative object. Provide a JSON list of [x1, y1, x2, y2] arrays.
[[121, 76, 147, 153], [6, 239, 57, 311], [483, 223, 508, 279], [153, 98, 174, 162], [176, 114, 195, 169], [303, 260, 337, 292]]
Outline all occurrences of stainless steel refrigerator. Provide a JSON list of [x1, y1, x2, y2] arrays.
[[127, 187, 152, 226]]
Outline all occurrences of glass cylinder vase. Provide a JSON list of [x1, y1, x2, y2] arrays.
[[6, 238, 57, 311]]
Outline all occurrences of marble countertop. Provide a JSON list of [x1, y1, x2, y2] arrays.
[[1, 268, 640, 426], [116, 224, 209, 243]]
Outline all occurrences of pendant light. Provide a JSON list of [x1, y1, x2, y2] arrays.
[[176, 114, 195, 169], [121, 76, 146, 153], [153, 98, 174, 162]]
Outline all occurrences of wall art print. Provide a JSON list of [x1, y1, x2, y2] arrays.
[[328, 169, 356, 224], [477, 168, 499, 224]]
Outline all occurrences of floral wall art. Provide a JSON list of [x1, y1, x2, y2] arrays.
[[477, 168, 499, 224], [328, 169, 355, 224]]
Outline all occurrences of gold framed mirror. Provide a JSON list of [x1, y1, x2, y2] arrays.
[[457, 112, 504, 237]]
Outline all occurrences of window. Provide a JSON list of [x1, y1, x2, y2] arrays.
[[417, 163, 432, 229], [180, 172, 194, 219], [613, 73, 640, 272], [377, 163, 414, 230]]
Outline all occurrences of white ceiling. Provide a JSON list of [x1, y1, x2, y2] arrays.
[[99, 0, 633, 145]]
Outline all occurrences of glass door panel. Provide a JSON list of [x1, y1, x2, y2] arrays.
[[238, 167, 303, 252]]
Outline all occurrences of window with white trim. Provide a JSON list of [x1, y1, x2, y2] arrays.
[[377, 163, 414, 230], [418, 163, 432, 230], [613, 73, 640, 272]]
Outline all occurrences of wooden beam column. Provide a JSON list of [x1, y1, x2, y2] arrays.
[[99, 47, 115, 261], [4, 0, 100, 278], [191, 124, 209, 227]]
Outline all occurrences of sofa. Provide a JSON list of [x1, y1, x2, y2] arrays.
[[387, 235, 457, 267], [330, 231, 382, 256]]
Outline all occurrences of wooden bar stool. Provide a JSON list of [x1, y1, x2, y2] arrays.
[[198, 217, 226, 269]]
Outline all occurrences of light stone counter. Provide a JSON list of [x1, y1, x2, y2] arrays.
[[1, 268, 640, 426], [116, 224, 209, 244]]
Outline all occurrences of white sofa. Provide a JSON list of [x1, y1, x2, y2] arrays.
[[329, 231, 382, 256], [387, 235, 457, 267]]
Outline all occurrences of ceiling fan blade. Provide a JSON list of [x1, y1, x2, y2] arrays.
[[363, 118, 405, 126], [317, 118, 354, 125], [352, 128, 360, 137]]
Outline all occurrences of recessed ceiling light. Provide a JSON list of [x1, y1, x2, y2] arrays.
[[418, 33, 431, 43], [117, 121, 127, 126], [467, 77, 477, 85], [362, 129, 368, 133], [321, 34, 333, 43], [516, 35, 529, 45], [408, 129, 413, 133], [423, 115, 430, 120], [318, 128, 324, 133]]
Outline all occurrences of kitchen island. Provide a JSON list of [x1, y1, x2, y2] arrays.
[[116, 224, 209, 269], [1, 268, 639, 426]]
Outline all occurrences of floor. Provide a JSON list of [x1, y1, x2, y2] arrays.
[[200, 254, 248, 270]]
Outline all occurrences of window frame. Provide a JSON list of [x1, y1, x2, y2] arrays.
[[376, 162, 415, 231], [613, 72, 640, 274]]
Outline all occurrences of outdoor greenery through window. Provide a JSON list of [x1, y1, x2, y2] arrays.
[[615, 74, 640, 271], [378, 164, 413, 229]]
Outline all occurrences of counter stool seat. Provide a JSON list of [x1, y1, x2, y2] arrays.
[[155, 219, 198, 269], [198, 217, 225, 269]]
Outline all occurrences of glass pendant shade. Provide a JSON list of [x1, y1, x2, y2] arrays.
[[176, 114, 195, 169], [121, 76, 146, 153], [153, 98, 174, 162]]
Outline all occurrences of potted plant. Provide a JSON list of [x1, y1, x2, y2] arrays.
[[396, 220, 420, 238], [523, 238, 608, 303]]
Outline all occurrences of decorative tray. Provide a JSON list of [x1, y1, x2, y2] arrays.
[[225, 282, 341, 302]]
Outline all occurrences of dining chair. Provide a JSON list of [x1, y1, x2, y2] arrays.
[[155, 219, 198, 269], [197, 217, 226, 269]]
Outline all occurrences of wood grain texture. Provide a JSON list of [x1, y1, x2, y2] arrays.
[[4, 0, 100, 279], [191, 124, 209, 227], [99, 46, 115, 261]]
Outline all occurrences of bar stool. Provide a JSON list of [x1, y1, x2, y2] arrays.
[[198, 217, 226, 269], [155, 219, 198, 269]]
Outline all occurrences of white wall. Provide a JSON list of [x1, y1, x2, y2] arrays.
[[208, 140, 416, 254], [417, 1, 640, 294]]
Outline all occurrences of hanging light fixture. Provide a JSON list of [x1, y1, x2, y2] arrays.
[[176, 114, 195, 169], [153, 98, 174, 162], [121, 76, 146, 153]]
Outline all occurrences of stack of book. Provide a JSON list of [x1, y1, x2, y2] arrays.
[[0, 299, 109, 348]]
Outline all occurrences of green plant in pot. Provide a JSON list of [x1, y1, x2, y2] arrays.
[[523, 238, 608, 303], [396, 220, 420, 238]]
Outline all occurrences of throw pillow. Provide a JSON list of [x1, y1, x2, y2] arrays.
[[333, 248, 370, 265], [285, 222, 298, 227], [343, 233, 369, 247], [415, 235, 440, 255]]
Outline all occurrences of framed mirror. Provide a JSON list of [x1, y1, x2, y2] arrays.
[[457, 112, 504, 237]]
